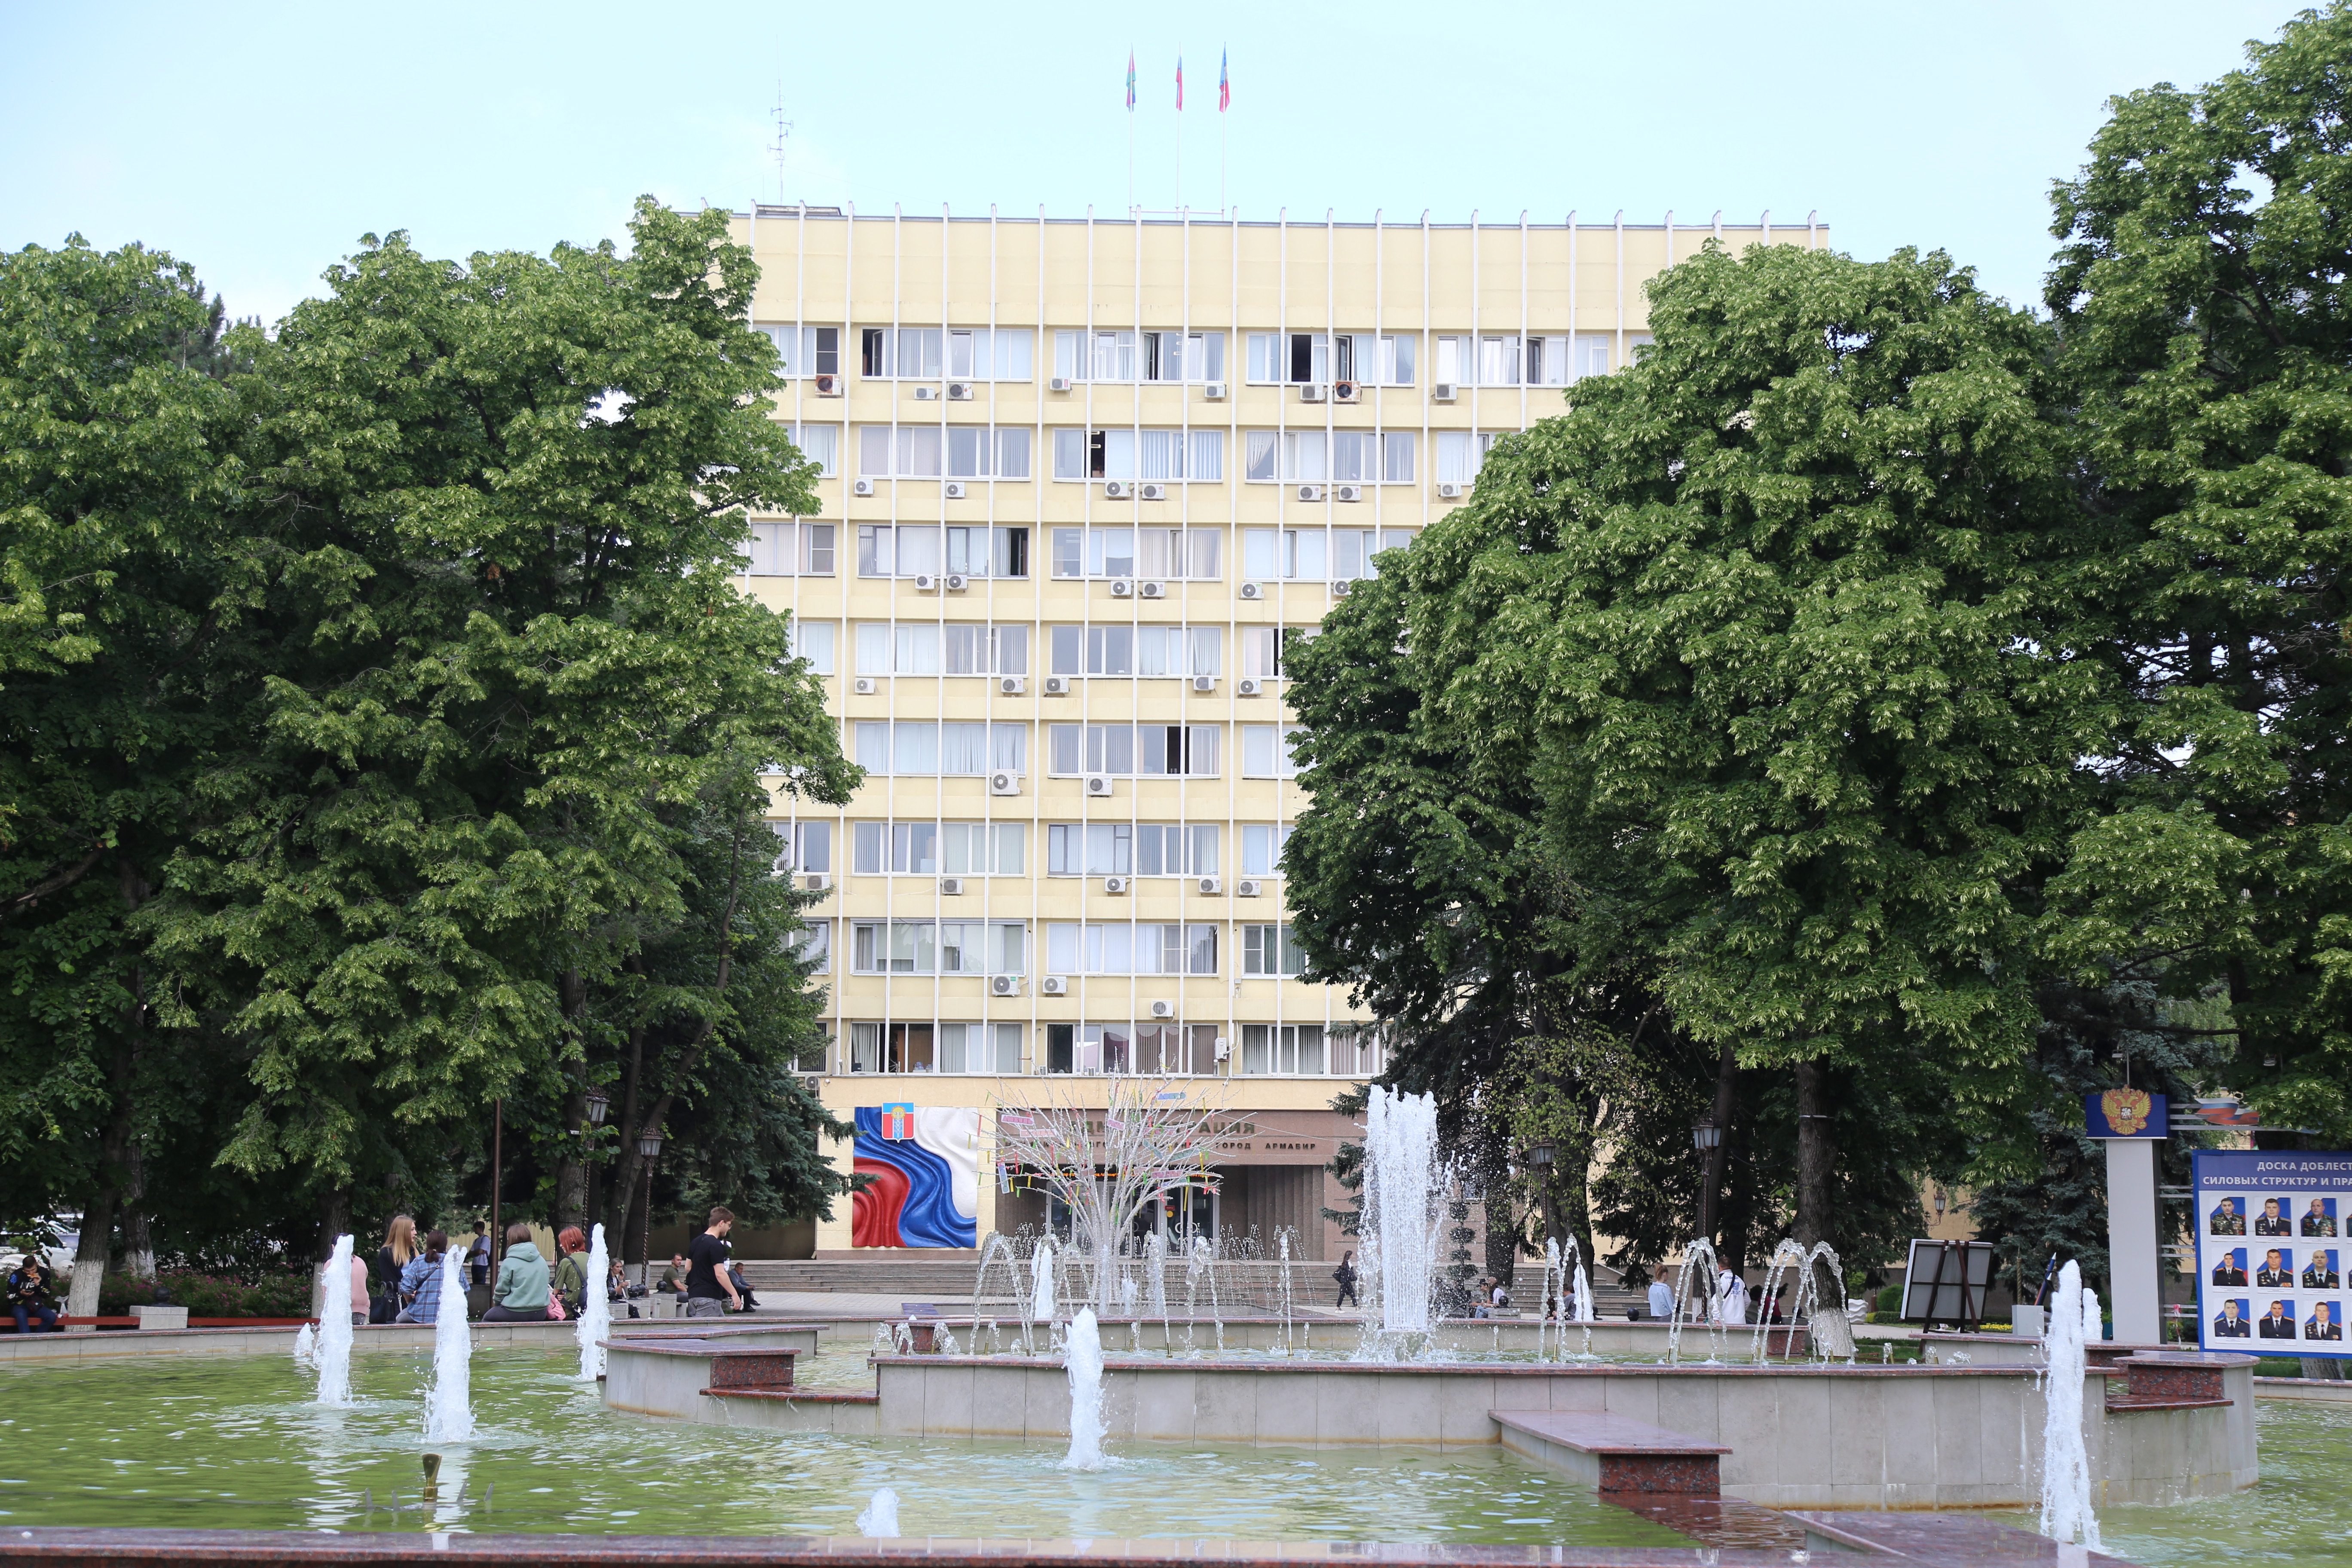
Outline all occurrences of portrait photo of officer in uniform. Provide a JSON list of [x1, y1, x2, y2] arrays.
[[2211, 1197, 2247, 1236], [2257, 1247, 2295, 1288], [2303, 1250, 2340, 1291], [2303, 1198, 2339, 1238], [2256, 1197, 2293, 1237], [2259, 1300, 2298, 1338], [2214, 1298, 2252, 1338], [2212, 1248, 2248, 1287], [2306, 1301, 2343, 1341]]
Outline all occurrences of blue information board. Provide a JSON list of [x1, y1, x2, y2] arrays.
[[2194, 1148, 2352, 1356]]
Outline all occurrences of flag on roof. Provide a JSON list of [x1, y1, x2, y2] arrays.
[[1176, 55, 1184, 110], [1126, 51, 1137, 111], [1218, 49, 1229, 112]]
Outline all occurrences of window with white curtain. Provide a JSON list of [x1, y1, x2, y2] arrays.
[[1240, 431, 1415, 485], [1048, 625, 1219, 678], [1047, 823, 1218, 877], [848, 721, 1025, 776], [1239, 928, 1309, 981], [1434, 431, 1507, 485], [1241, 723, 1309, 778], [858, 524, 1031, 579], [788, 620, 835, 674], [851, 821, 1024, 876], [1050, 429, 1222, 481], [1045, 724, 1222, 776], [757, 325, 842, 379], [854, 623, 1027, 677], [1053, 329, 1224, 383], [746, 520, 836, 576], [1044, 922, 1219, 975], [785, 424, 840, 476], [1241, 823, 1292, 876], [1046, 527, 1220, 579]]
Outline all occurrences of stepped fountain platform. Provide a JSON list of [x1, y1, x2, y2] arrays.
[[600, 1335, 2257, 1511]]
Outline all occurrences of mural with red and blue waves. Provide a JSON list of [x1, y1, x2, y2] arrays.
[[852, 1105, 980, 1248]]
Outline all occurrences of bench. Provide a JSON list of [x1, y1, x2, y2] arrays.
[[1490, 1409, 1729, 1495]]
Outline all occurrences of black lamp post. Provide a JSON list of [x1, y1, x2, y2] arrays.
[[634, 1128, 665, 1290], [1693, 1119, 1724, 1244], [585, 1089, 611, 1126]]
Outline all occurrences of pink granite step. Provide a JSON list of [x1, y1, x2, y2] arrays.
[[1489, 1409, 1729, 1495]]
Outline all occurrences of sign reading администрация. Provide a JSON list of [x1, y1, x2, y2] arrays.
[[2196, 1148, 2352, 1357]]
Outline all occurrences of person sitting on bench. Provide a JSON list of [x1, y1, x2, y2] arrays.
[[6, 1256, 60, 1333]]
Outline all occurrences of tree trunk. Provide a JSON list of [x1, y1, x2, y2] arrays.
[[309, 1188, 351, 1323], [1794, 1056, 1839, 1305], [71, 857, 153, 1321], [1699, 1040, 1738, 1247], [627, 1155, 653, 1287], [122, 1139, 154, 1282], [64, 1185, 117, 1323]]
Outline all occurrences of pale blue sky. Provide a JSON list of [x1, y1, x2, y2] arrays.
[[0, 1, 2311, 323]]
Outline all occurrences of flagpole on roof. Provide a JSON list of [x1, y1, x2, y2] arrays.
[[1218, 47, 1229, 216], [1126, 49, 1137, 215], [1175, 54, 1183, 211]]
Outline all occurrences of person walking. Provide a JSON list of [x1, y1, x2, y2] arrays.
[[373, 1216, 416, 1324], [1646, 1274, 1675, 1323], [396, 1231, 450, 1324], [551, 1227, 591, 1319], [6, 1255, 60, 1333], [1333, 1250, 1360, 1309], [684, 1207, 740, 1319], [482, 1222, 551, 1321]]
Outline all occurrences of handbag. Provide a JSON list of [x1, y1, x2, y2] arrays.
[[546, 1291, 568, 1321]]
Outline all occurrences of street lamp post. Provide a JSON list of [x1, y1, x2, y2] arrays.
[[1693, 1119, 1724, 1243], [1528, 1139, 1560, 1321], [634, 1129, 665, 1291]]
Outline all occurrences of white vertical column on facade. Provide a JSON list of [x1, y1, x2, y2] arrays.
[[980, 204, 998, 1069], [1080, 206, 1096, 1048], [1808, 211, 1820, 251], [1127, 205, 1143, 1041], [1029, 208, 1047, 1070], [1614, 210, 1625, 378], [932, 205, 949, 1041], [1518, 211, 1529, 430], [885, 205, 903, 1054], [1223, 211, 1242, 1084]]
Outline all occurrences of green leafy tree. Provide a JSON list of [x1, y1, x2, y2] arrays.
[[2043, 3, 2352, 1140], [1292, 242, 2107, 1291], [142, 200, 858, 1280]]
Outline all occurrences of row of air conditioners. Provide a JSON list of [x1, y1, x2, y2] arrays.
[[1046, 380, 1230, 399], [910, 383, 980, 401], [1100, 481, 1173, 500], [856, 673, 1275, 701], [796, 873, 1262, 898]]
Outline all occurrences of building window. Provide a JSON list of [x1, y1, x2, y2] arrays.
[[850, 919, 1025, 975], [850, 722, 1026, 777], [1328, 1025, 1387, 1078], [1434, 432, 1506, 486], [859, 426, 1028, 480], [850, 821, 1025, 876], [1047, 823, 1218, 877], [1050, 429, 1224, 483], [855, 623, 1028, 677], [789, 620, 836, 674], [1046, 723, 1220, 777], [1240, 925, 1308, 980], [790, 920, 831, 974], [1043, 922, 1218, 976], [1240, 529, 1414, 582], [939, 1020, 1024, 1073], [1238, 626, 1318, 681], [1241, 1021, 1323, 1072], [1052, 330, 1225, 384], [745, 520, 836, 576], [864, 328, 1038, 381], [1241, 432, 1413, 485], [1244, 333, 1415, 386], [772, 819, 834, 875], [756, 324, 842, 379], [1047, 625, 1219, 678], [1240, 824, 1291, 877], [1047, 527, 1219, 581], [1240, 724, 1307, 779], [856, 524, 1030, 579]]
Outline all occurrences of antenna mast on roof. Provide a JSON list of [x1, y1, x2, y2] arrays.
[[770, 88, 794, 205]]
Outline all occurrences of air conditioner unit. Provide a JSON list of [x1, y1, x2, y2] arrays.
[[1238, 581, 1264, 601], [1139, 482, 1167, 501], [1236, 677, 1264, 697], [1043, 675, 1072, 696], [947, 382, 975, 401], [1203, 381, 1228, 400], [944, 572, 969, 592], [814, 374, 842, 396], [1214, 1037, 1231, 1062], [913, 385, 940, 401], [913, 573, 940, 591], [1334, 484, 1362, 502], [1104, 481, 1133, 500], [1104, 876, 1130, 894], [1049, 376, 1075, 392], [1149, 999, 1175, 1020], [804, 873, 831, 893], [1109, 578, 1135, 598], [1299, 384, 1329, 403], [1191, 674, 1216, 693], [943, 481, 967, 500], [1330, 579, 1355, 597], [1333, 380, 1360, 403], [1197, 876, 1222, 895], [853, 677, 880, 695], [1432, 382, 1458, 403], [940, 876, 965, 896], [852, 478, 876, 496], [1437, 482, 1464, 499], [1297, 484, 1325, 502], [1138, 580, 1166, 599], [802, 1074, 824, 1093], [990, 974, 1023, 997], [998, 676, 1026, 696], [1041, 975, 1069, 995], [1084, 773, 1115, 797], [1237, 879, 1264, 897], [989, 769, 1022, 795]]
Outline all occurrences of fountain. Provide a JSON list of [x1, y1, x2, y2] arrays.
[[311, 1234, 355, 1408], [1362, 1086, 1442, 1341], [2038, 1260, 2104, 1550], [575, 1222, 611, 1380], [290, 1322, 315, 1369], [855, 1486, 900, 1537], [1061, 1305, 1108, 1471], [423, 1244, 474, 1442]]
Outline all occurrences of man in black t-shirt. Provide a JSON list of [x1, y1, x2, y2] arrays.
[[685, 1205, 741, 1319]]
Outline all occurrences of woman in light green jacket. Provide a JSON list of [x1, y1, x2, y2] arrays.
[[483, 1222, 550, 1321]]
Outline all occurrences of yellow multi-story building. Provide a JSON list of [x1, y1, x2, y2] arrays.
[[729, 206, 1821, 1260]]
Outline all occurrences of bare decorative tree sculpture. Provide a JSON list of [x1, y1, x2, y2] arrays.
[[990, 1077, 1232, 1312]]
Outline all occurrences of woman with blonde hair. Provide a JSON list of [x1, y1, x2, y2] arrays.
[[372, 1216, 416, 1324]]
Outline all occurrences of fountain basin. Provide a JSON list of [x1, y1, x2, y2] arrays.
[[601, 1343, 2258, 1511]]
